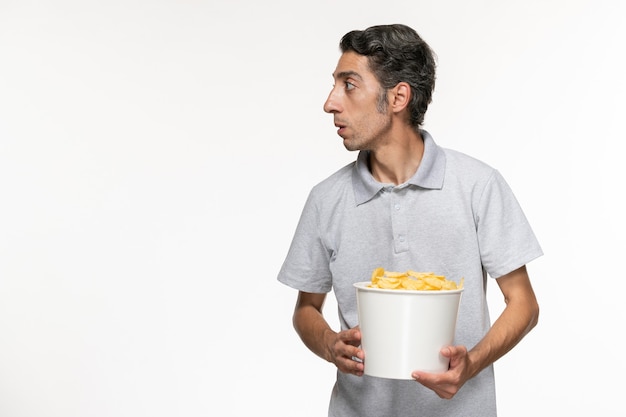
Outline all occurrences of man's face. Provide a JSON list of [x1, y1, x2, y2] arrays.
[[324, 51, 392, 152]]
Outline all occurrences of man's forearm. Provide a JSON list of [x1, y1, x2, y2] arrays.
[[294, 304, 336, 362], [467, 294, 539, 378]]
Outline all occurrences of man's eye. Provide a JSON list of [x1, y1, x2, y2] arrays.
[[345, 81, 355, 90]]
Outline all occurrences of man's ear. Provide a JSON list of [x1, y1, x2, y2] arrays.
[[391, 82, 411, 113]]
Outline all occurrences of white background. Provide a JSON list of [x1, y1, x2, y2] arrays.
[[1, 1, 624, 416]]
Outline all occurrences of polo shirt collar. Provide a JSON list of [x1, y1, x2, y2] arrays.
[[352, 130, 446, 205]]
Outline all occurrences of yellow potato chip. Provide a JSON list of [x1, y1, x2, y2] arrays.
[[377, 277, 402, 289], [371, 267, 385, 282], [423, 276, 443, 290], [401, 278, 426, 290]]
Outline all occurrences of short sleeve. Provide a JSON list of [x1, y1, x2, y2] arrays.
[[475, 170, 543, 278], [277, 190, 333, 293]]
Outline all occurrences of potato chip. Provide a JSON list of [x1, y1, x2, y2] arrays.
[[371, 267, 385, 281], [377, 277, 402, 289], [384, 271, 409, 278]]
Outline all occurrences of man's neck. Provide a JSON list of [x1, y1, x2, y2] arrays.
[[368, 130, 424, 185]]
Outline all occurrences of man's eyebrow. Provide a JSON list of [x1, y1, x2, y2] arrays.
[[333, 70, 363, 80]]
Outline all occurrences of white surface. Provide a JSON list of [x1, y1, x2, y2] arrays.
[[1, 1, 625, 416], [355, 283, 463, 379]]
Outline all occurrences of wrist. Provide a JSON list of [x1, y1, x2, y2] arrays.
[[321, 328, 336, 363]]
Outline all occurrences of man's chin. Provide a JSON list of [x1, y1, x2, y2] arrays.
[[343, 139, 360, 152]]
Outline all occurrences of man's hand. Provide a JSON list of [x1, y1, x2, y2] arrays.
[[411, 345, 470, 399], [324, 327, 365, 376]]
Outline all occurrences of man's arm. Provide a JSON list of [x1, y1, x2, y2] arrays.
[[293, 291, 365, 376], [466, 265, 539, 376], [412, 265, 539, 398]]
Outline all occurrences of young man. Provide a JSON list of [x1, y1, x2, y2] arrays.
[[277, 24, 542, 417]]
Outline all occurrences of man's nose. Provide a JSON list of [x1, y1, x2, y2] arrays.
[[323, 88, 341, 114]]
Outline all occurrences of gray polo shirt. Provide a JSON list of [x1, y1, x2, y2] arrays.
[[278, 130, 543, 417]]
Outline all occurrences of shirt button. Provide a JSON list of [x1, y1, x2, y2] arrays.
[[394, 204, 400, 211]]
